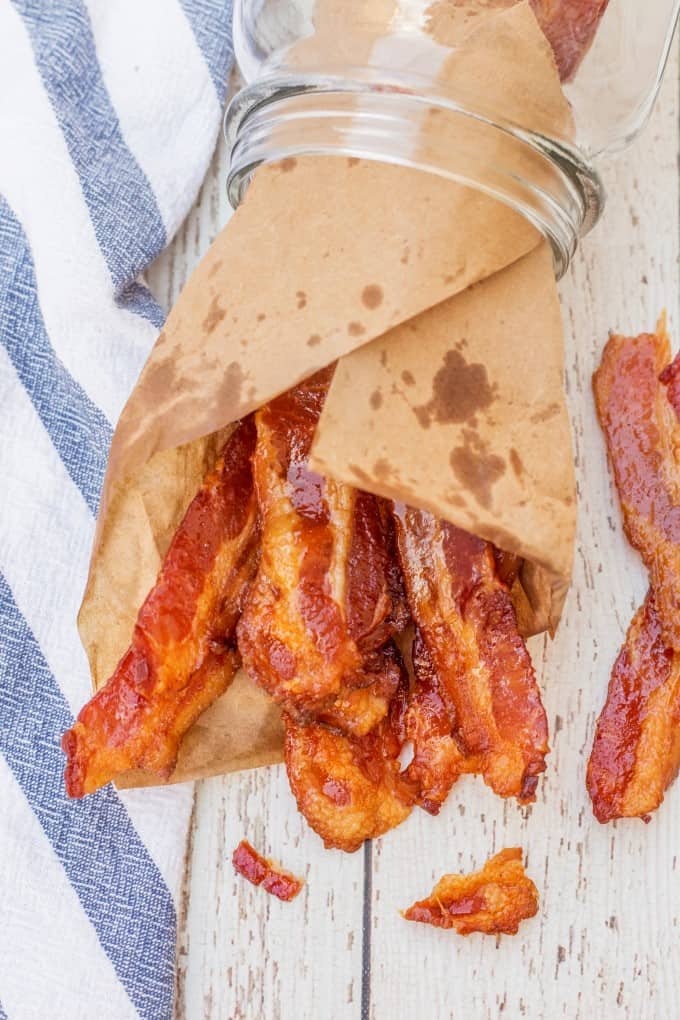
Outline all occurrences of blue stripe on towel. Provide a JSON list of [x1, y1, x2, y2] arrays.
[[13, 0, 167, 291], [0, 574, 177, 1020], [0, 197, 112, 516], [180, 0, 234, 103]]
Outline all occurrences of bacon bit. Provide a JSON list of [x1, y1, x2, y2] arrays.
[[232, 840, 304, 902], [402, 848, 538, 935]]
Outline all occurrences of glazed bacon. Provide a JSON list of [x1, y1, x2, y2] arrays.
[[284, 661, 413, 853], [402, 848, 538, 934], [398, 629, 472, 815], [237, 370, 405, 718], [593, 328, 680, 648], [588, 326, 680, 822], [530, 0, 610, 81], [232, 840, 304, 901], [587, 591, 680, 822], [62, 419, 259, 797], [236, 368, 362, 713], [392, 504, 549, 803]]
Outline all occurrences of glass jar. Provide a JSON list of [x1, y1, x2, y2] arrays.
[[225, 0, 679, 276]]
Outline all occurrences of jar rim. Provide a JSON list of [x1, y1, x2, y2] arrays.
[[225, 76, 604, 278]]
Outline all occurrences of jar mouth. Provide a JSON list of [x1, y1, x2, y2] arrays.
[[225, 76, 604, 279]]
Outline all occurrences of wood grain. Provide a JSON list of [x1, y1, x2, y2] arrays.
[[148, 45, 680, 1020]]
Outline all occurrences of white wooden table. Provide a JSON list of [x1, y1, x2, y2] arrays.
[[148, 46, 680, 1020]]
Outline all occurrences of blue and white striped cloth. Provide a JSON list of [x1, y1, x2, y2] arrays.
[[0, 2, 234, 1017]]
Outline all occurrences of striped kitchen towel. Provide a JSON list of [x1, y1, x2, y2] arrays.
[[0, 2, 234, 1018]]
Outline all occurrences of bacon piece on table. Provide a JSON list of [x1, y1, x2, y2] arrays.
[[403, 847, 538, 935], [530, 0, 610, 81], [232, 840, 304, 901], [238, 370, 406, 718], [392, 504, 548, 803], [398, 629, 473, 815], [62, 419, 259, 797], [284, 661, 413, 852], [593, 327, 680, 648], [587, 590, 680, 822]]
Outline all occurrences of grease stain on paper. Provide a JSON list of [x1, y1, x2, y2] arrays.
[[362, 284, 383, 310], [449, 428, 505, 509], [202, 295, 226, 333], [348, 321, 366, 337], [414, 349, 497, 429]]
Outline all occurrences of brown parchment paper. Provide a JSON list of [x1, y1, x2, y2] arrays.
[[311, 242, 575, 636], [78, 1, 576, 787]]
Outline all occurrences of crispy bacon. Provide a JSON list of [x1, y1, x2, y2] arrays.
[[392, 504, 548, 802], [593, 328, 680, 648], [587, 591, 680, 822], [402, 847, 538, 934], [237, 371, 406, 717], [318, 642, 404, 738], [62, 419, 259, 797], [237, 369, 362, 712], [284, 660, 413, 852], [398, 629, 472, 814], [232, 840, 304, 901], [530, 0, 610, 81]]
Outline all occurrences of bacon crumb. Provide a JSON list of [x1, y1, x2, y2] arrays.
[[232, 840, 304, 902], [402, 848, 538, 935]]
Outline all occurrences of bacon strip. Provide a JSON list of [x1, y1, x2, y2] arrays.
[[530, 0, 610, 81], [232, 840, 304, 901], [402, 847, 538, 935], [392, 504, 548, 802], [398, 629, 472, 815], [237, 369, 362, 713], [284, 656, 413, 852], [237, 370, 406, 718], [62, 419, 259, 797], [588, 326, 680, 822], [587, 591, 680, 822], [593, 328, 680, 648]]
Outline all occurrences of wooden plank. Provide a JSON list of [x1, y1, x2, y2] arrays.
[[366, 42, 680, 1020]]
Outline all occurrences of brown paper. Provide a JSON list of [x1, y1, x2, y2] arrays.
[[311, 243, 575, 634], [78, 2, 576, 787]]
